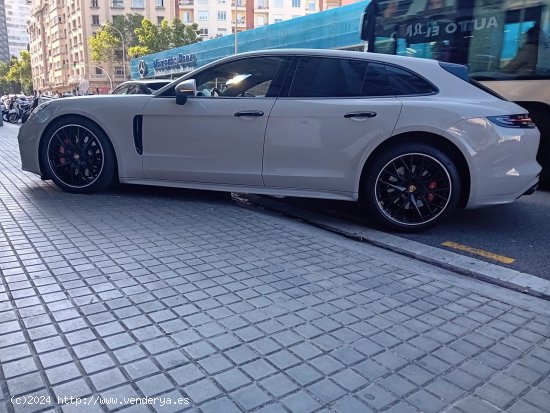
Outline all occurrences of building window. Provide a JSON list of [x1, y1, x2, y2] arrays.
[[131, 0, 144, 7], [113, 15, 124, 24], [217, 28, 227, 36], [157, 16, 164, 25], [274, 0, 283, 7], [308, 0, 315, 10], [217, 11, 226, 20], [112, 0, 123, 7], [91, 15, 100, 25], [91, 0, 98, 7], [291, 0, 300, 7], [257, 0, 267, 8], [217, 0, 226, 3], [199, 28, 208, 36], [156, 0, 164, 7], [198, 11, 208, 20], [274, 14, 283, 23], [114, 67, 124, 75], [182, 12, 192, 23], [95, 67, 103, 75]]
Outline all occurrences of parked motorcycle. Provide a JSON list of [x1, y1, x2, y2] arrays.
[[5, 99, 32, 124]]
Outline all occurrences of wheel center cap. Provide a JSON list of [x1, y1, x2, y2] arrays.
[[74, 153, 80, 160], [407, 184, 417, 193]]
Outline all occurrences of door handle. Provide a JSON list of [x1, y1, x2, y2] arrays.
[[234, 111, 264, 117], [344, 111, 377, 118]]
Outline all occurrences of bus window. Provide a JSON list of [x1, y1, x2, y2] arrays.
[[362, 0, 550, 80]]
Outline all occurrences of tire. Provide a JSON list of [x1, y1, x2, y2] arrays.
[[8, 113, 19, 123], [40, 116, 116, 194], [362, 143, 461, 231], [21, 111, 30, 124]]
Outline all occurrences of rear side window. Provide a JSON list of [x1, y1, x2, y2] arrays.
[[362, 63, 394, 97], [385, 65, 437, 96], [111, 84, 129, 94], [289, 57, 368, 97]]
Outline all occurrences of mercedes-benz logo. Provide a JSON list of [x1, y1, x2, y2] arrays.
[[138, 60, 148, 77]]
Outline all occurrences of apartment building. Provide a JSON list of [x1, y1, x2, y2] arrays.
[[28, 0, 177, 93], [0, 1, 10, 61], [4, 0, 31, 58], [178, 0, 344, 40]]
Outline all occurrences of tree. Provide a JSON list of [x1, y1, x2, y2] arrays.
[[0, 52, 33, 95], [89, 27, 120, 64], [128, 17, 201, 58], [171, 18, 201, 48], [130, 18, 159, 57]]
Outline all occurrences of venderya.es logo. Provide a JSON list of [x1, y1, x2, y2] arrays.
[[138, 60, 148, 77]]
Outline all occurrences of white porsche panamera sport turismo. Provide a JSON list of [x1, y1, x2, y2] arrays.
[[18, 49, 541, 231]]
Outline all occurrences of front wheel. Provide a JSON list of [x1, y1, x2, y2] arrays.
[[8, 113, 19, 123], [40, 117, 116, 193], [362, 143, 461, 231]]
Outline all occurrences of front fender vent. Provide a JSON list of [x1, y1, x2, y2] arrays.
[[133, 115, 143, 155]]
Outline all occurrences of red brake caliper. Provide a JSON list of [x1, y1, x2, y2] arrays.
[[59, 139, 69, 165], [427, 181, 437, 202]]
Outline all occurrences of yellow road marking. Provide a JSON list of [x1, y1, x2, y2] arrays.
[[441, 241, 515, 265]]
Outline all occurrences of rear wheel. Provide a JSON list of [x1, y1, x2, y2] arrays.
[[363, 143, 461, 231], [41, 117, 116, 193]]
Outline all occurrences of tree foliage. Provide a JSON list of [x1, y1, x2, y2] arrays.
[[90, 16, 202, 65], [0, 51, 33, 95]]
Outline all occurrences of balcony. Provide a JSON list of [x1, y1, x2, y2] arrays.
[[90, 74, 108, 80], [179, 0, 194, 6], [231, 2, 246, 9]]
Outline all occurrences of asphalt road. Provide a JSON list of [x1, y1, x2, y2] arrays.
[[266, 190, 550, 281]]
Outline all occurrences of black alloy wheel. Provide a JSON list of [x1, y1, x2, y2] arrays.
[[364, 144, 461, 231], [41, 117, 116, 193]]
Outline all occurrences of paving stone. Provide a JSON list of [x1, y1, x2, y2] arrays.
[[282, 390, 323, 413], [332, 395, 373, 413], [260, 373, 299, 397], [285, 363, 322, 386], [90, 368, 127, 391], [308, 378, 346, 403], [214, 368, 251, 392], [241, 359, 276, 380], [455, 396, 502, 413], [357, 383, 398, 410], [407, 389, 447, 413], [232, 384, 271, 410], [168, 363, 205, 386]]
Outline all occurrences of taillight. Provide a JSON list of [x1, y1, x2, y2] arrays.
[[487, 114, 536, 128]]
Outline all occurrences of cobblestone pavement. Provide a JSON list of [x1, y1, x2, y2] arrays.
[[1, 123, 550, 413]]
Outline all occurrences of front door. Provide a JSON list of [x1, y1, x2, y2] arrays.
[[141, 55, 289, 186]]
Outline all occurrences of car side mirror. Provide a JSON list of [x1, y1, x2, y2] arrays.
[[175, 79, 197, 105]]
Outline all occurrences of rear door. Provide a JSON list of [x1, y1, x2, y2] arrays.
[[263, 56, 402, 195]]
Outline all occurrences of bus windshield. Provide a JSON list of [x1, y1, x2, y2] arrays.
[[361, 0, 550, 80]]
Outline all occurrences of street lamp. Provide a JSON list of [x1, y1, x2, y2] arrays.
[[74, 63, 113, 92], [109, 25, 127, 80]]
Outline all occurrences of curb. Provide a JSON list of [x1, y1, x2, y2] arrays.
[[236, 194, 550, 301]]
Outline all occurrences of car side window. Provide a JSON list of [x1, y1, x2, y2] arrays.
[[362, 63, 394, 97], [194, 56, 288, 98], [111, 84, 129, 95], [127, 84, 142, 94], [288, 57, 369, 98], [385, 65, 438, 96]]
